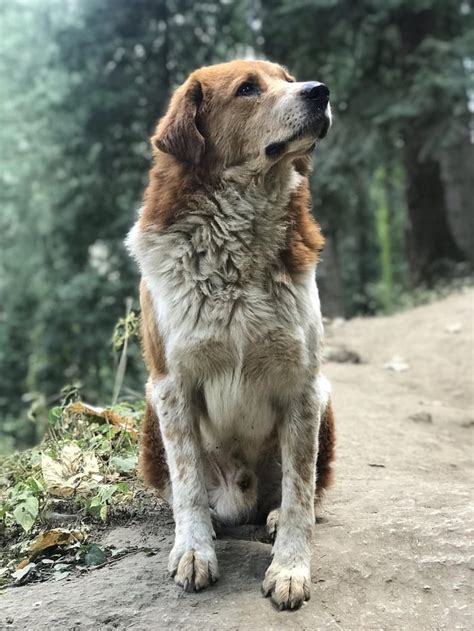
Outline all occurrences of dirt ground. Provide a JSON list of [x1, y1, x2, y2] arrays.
[[2, 289, 473, 630]]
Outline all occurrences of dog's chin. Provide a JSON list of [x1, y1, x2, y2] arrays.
[[265, 115, 330, 160], [296, 112, 332, 142]]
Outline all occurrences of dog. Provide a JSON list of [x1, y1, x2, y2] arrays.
[[126, 59, 335, 611]]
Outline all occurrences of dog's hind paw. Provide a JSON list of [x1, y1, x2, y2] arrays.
[[266, 508, 280, 543]]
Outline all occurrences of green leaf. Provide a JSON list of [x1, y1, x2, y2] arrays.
[[110, 455, 137, 473], [48, 407, 63, 424], [84, 544, 108, 566], [99, 504, 108, 521], [12, 496, 39, 532], [25, 477, 45, 495]]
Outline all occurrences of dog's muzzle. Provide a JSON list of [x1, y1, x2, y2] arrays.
[[300, 82, 330, 110], [301, 81, 331, 139]]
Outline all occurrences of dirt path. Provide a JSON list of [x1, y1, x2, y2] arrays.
[[2, 290, 473, 630]]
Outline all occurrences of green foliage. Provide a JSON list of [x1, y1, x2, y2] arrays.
[[4, 482, 41, 533], [0, 0, 257, 450], [0, 0, 472, 448], [0, 395, 154, 587], [262, 0, 472, 312], [0, 397, 143, 545], [112, 310, 140, 353]]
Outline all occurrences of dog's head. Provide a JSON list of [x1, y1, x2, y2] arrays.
[[153, 60, 331, 171]]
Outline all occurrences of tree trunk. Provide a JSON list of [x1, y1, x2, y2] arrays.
[[439, 134, 474, 266], [396, 6, 467, 285], [403, 134, 464, 285]]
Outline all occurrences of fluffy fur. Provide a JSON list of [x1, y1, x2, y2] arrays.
[[126, 59, 335, 610]]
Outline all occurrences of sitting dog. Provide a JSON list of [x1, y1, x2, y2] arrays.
[[126, 59, 335, 611]]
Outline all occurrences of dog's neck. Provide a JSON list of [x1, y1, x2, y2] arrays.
[[217, 160, 303, 221], [221, 156, 303, 197], [204, 162, 303, 262]]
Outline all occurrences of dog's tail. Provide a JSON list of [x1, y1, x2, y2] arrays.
[[139, 396, 171, 499], [315, 378, 336, 501]]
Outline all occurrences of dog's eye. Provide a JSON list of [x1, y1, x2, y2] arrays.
[[236, 81, 260, 97]]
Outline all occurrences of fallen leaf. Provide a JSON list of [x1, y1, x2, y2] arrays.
[[16, 558, 30, 570], [41, 446, 103, 498], [12, 562, 37, 585], [41, 453, 75, 498], [82, 452, 100, 475], [54, 571, 70, 581], [28, 528, 86, 560], [53, 562, 71, 571], [68, 402, 138, 439], [60, 443, 83, 476]]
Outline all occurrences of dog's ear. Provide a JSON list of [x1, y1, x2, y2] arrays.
[[152, 78, 204, 165]]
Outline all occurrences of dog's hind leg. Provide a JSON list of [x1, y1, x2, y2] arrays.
[[315, 392, 336, 502], [264, 376, 335, 545], [139, 393, 171, 499]]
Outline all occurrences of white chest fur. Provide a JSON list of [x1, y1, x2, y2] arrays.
[[127, 175, 323, 463]]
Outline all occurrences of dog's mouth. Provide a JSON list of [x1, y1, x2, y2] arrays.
[[265, 111, 331, 159]]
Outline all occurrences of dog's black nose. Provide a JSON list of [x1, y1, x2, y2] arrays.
[[300, 82, 330, 107]]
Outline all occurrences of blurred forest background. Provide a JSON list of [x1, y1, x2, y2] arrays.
[[1, 0, 473, 453]]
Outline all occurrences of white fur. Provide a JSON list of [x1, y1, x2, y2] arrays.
[[127, 163, 327, 606]]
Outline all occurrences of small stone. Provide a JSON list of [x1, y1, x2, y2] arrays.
[[422, 585, 431, 592], [6, 618, 14, 625], [325, 345, 362, 364], [384, 355, 410, 372], [409, 412, 433, 424], [445, 322, 462, 334]]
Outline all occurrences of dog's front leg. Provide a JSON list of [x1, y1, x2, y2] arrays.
[[153, 377, 218, 592], [262, 383, 319, 610]]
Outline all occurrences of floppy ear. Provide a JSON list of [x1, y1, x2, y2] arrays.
[[152, 78, 204, 165]]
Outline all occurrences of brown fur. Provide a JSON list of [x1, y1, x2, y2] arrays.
[[139, 398, 169, 493], [139, 60, 325, 273], [281, 176, 325, 274], [316, 400, 336, 499], [138, 280, 169, 493], [136, 59, 334, 507]]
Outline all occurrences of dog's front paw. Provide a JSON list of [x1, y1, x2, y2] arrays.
[[262, 561, 311, 610], [168, 543, 219, 592]]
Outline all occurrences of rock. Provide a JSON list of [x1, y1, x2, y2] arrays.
[[409, 412, 433, 424], [445, 322, 462, 334], [325, 345, 362, 364], [384, 355, 410, 372]]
